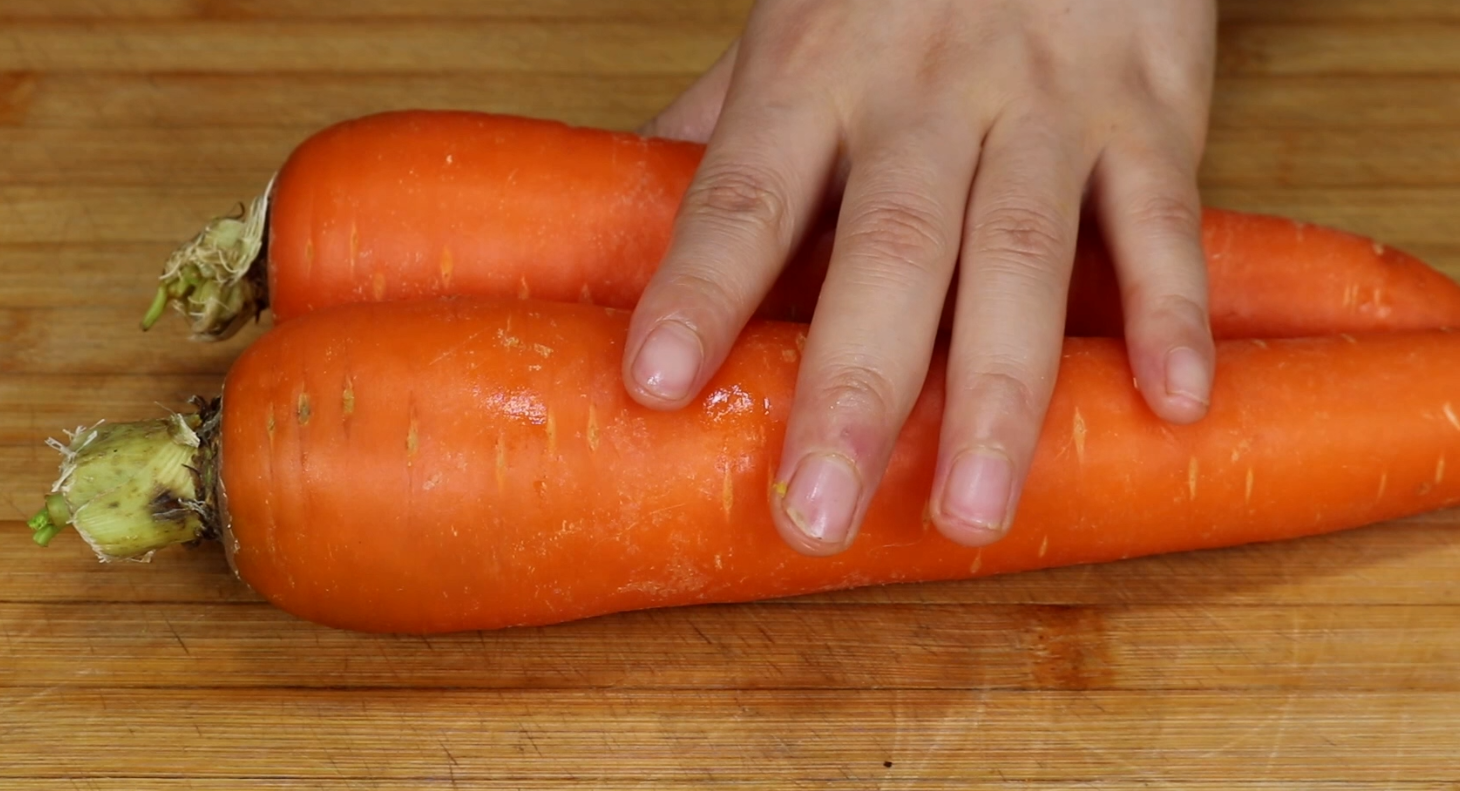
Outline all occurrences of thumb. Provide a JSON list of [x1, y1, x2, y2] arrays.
[[638, 39, 740, 142]]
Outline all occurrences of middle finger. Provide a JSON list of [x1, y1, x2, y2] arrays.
[[769, 109, 984, 556]]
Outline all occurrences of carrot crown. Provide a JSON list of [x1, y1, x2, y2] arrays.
[[140, 180, 271, 342], [28, 398, 224, 562]]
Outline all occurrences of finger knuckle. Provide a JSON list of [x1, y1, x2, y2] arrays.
[[1136, 291, 1210, 333], [963, 365, 1044, 426], [1126, 191, 1202, 239], [841, 195, 952, 277], [682, 164, 794, 244], [970, 202, 1071, 275], [658, 267, 744, 330], [817, 362, 902, 428]]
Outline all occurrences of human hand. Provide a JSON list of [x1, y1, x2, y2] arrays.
[[625, 0, 1219, 555]]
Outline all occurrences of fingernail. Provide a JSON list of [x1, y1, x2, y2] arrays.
[[631, 321, 703, 401], [1164, 346, 1211, 405], [940, 450, 1013, 535], [779, 453, 861, 546]]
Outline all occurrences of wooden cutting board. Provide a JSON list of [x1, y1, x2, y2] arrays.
[[1, 1, 1457, 787]]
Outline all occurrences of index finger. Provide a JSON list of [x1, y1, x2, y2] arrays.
[[623, 88, 838, 409]]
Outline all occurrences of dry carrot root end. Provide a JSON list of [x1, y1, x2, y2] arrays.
[[29, 398, 223, 561], [141, 179, 273, 341]]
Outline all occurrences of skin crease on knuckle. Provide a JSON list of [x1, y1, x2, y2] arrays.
[[839, 193, 955, 281], [967, 202, 1075, 283], [1122, 189, 1205, 247], [630, 0, 1216, 557], [681, 165, 798, 255]]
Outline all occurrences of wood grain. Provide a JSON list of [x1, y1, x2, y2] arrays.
[[4, 599, 1459, 691], [4, 73, 1455, 131], [2, 0, 1459, 787], [2, 689, 1457, 782], [8, 127, 1460, 187]]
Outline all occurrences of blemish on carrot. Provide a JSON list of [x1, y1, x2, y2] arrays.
[[296, 392, 311, 425], [1437, 455, 1447, 485], [371, 271, 386, 300], [1378, 472, 1389, 500], [722, 467, 734, 520], [1251, 339, 1268, 349], [1038, 535, 1049, 558], [546, 409, 558, 457], [770, 479, 789, 499], [440, 246, 454, 287], [714, 554, 723, 570], [517, 276, 531, 300], [794, 331, 807, 352], [265, 405, 276, 445], [302, 239, 314, 277], [342, 377, 355, 417], [1188, 457, 1199, 500], [1340, 333, 1358, 345], [349, 222, 359, 273], [1072, 408, 1087, 463], [1244, 467, 1254, 505], [494, 434, 506, 493], [968, 552, 982, 575], [1373, 241, 1386, 256], [496, 328, 523, 349], [781, 348, 798, 363], [578, 283, 594, 304], [532, 343, 553, 358], [1443, 402, 1460, 432], [586, 404, 600, 452], [406, 418, 420, 464]]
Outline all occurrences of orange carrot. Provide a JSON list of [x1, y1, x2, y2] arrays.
[[143, 109, 1460, 341], [1065, 209, 1460, 337], [37, 297, 1460, 634]]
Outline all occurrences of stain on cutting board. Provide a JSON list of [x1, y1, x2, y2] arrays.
[[0, 72, 37, 126]]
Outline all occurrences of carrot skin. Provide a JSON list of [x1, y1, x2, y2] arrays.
[[267, 111, 701, 320], [217, 298, 1460, 634], [1066, 208, 1460, 337]]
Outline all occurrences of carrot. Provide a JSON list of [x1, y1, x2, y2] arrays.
[[37, 297, 1460, 634], [1065, 209, 1460, 337], [142, 109, 1460, 341]]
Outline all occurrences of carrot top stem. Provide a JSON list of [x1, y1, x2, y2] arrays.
[[27, 495, 69, 546], [142, 179, 272, 341], [32, 399, 224, 561]]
